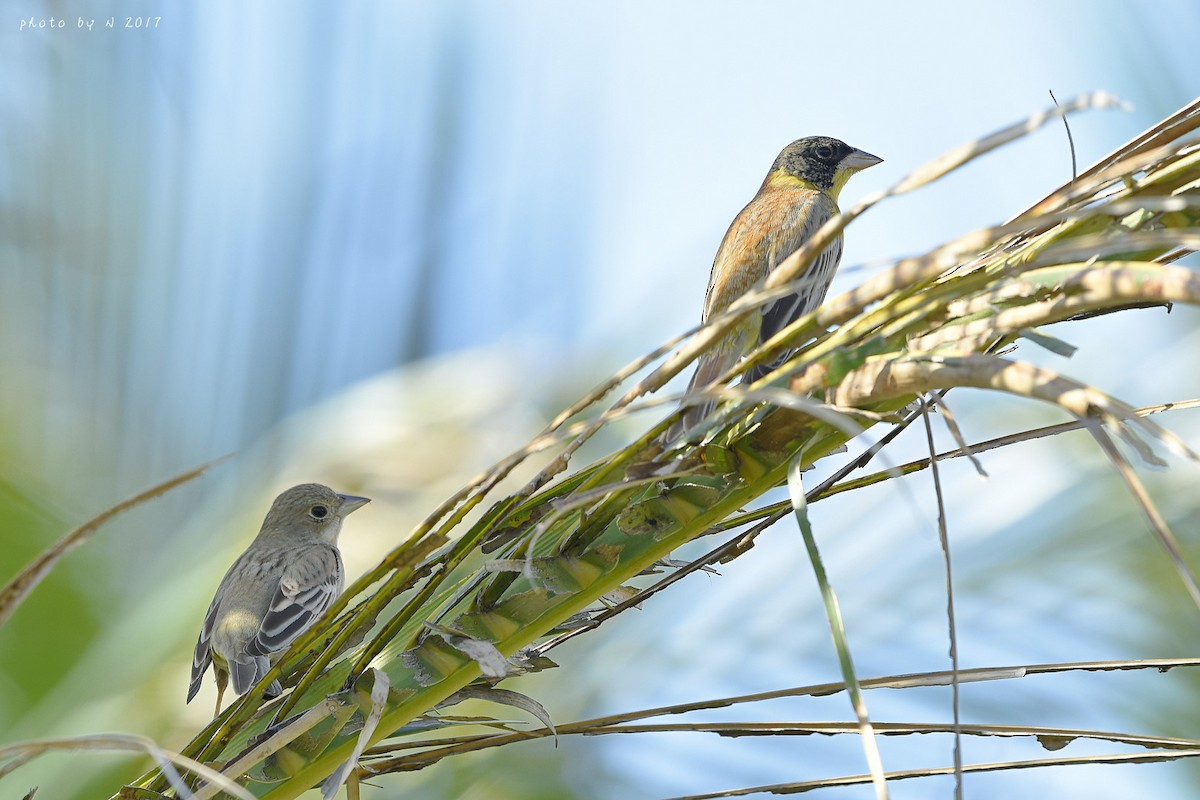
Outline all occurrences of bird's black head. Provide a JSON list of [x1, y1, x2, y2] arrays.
[[769, 136, 881, 194]]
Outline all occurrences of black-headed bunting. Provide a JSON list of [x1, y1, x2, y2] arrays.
[[672, 136, 881, 437]]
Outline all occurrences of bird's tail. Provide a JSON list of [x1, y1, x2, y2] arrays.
[[742, 356, 783, 385], [742, 327, 827, 385], [665, 352, 730, 442], [230, 654, 271, 696]]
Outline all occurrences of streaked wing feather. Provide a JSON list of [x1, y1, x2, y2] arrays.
[[246, 545, 342, 657], [748, 193, 842, 382], [757, 238, 842, 344]]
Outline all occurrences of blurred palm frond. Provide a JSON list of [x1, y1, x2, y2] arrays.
[[25, 95, 1199, 798]]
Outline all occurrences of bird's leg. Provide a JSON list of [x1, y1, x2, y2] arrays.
[[213, 669, 228, 717]]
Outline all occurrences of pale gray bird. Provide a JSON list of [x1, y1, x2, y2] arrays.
[[186, 483, 370, 716]]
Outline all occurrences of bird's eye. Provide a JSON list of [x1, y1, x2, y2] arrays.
[[309, 504, 329, 519], [815, 145, 835, 160]]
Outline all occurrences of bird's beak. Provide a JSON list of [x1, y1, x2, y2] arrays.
[[337, 494, 371, 515], [842, 149, 883, 172]]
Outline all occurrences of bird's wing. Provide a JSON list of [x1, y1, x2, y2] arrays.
[[185, 593, 221, 703], [246, 544, 343, 657], [676, 187, 818, 437], [758, 191, 841, 345], [748, 191, 842, 382], [702, 204, 775, 322]]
